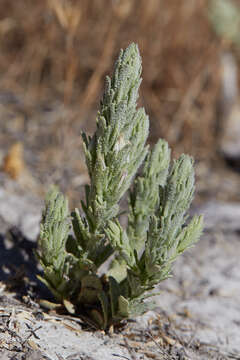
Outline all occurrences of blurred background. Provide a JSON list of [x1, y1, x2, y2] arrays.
[[0, 0, 240, 207]]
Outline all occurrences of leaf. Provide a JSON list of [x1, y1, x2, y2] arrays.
[[108, 276, 121, 318], [78, 274, 103, 304], [63, 299, 75, 314], [36, 188, 71, 299], [98, 291, 109, 329], [90, 309, 104, 329], [81, 43, 149, 234], [127, 139, 171, 252], [118, 296, 130, 318]]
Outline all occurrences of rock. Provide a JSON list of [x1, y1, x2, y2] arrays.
[[0, 188, 41, 240], [193, 201, 240, 231]]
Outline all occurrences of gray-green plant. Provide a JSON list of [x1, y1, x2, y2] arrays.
[[36, 43, 203, 329], [209, 0, 240, 47]]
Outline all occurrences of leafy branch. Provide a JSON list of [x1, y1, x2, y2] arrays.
[[37, 43, 203, 329]]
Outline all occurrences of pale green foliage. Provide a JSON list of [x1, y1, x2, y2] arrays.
[[144, 155, 203, 282], [128, 139, 171, 252], [82, 43, 149, 232], [37, 43, 203, 329], [36, 188, 71, 300], [209, 0, 240, 47]]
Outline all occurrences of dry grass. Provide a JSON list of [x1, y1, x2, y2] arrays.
[[0, 1, 226, 161]]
